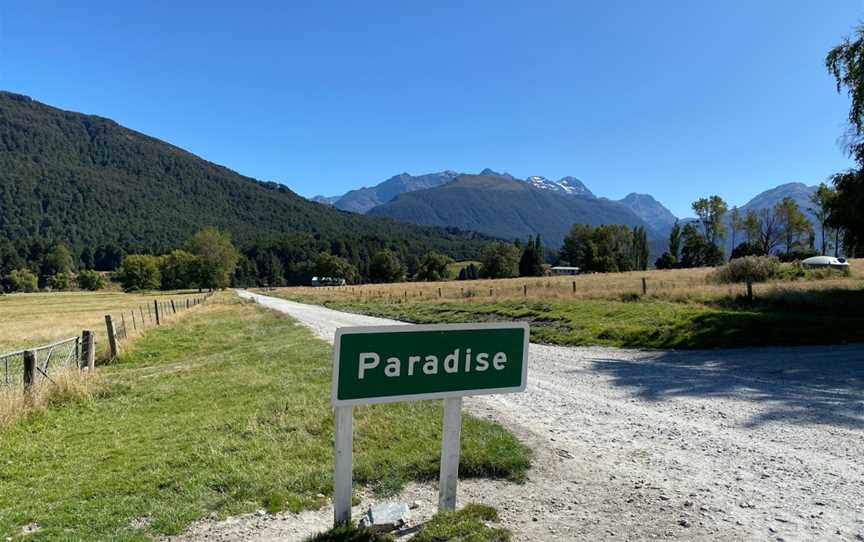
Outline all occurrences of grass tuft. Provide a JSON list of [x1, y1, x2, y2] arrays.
[[412, 504, 510, 542]]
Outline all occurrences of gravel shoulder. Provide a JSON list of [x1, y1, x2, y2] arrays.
[[175, 291, 864, 541]]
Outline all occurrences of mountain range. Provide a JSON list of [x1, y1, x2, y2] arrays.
[[315, 169, 824, 251], [0, 91, 488, 267]]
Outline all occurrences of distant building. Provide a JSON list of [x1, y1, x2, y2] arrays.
[[550, 266, 580, 276], [311, 276, 347, 287]]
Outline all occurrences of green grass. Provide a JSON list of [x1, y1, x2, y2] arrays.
[[412, 504, 510, 542], [277, 292, 864, 349], [304, 504, 510, 542], [0, 295, 529, 541]]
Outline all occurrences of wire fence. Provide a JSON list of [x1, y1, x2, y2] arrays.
[[0, 291, 215, 391], [0, 336, 80, 387]]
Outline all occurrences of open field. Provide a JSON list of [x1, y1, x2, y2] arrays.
[[259, 260, 864, 349], [0, 293, 529, 541], [0, 290, 206, 355]]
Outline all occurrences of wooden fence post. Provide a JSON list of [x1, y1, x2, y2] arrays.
[[140, 307, 146, 327], [572, 280, 576, 294], [438, 287, 442, 298], [186, 299, 190, 309], [81, 330, 95, 371], [154, 300, 160, 325], [523, 284, 527, 296], [105, 315, 119, 359], [23, 350, 36, 392], [746, 279, 753, 302], [121, 313, 127, 339], [642, 277, 647, 295], [131, 310, 137, 331], [171, 300, 177, 314]]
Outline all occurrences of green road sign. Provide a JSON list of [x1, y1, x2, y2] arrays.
[[330, 321, 530, 523], [332, 322, 529, 406]]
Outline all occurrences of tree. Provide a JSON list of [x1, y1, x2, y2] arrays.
[[691, 196, 728, 246], [6, 269, 38, 292], [667, 221, 682, 265], [743, 210, 762, 247], [47, 272, 73, 291], [76, 269, 106, 291], [232, 255, 259, 287], [416, 251, 453, 282], [826, 27, 864, 256], [369, 250, 405, 283], [118, 255, 161, 291], [42, 243, 74, 277], [186, 227, 240, 289], [159, 250, 201, 290], [729, 206, 743, 253], [775, 197, 813, 254], [748, 208, 783, 256], [631, 226, 649, 271], [80, 246, 95, 270], [680, 224, 724, 268], [480, 242, 520, 279], [654, 252, 676, 270], [518, 235, 545, 277], [313, 252, 360, 284], [458, 263, 480, 280], [809, 183, 836, 255]]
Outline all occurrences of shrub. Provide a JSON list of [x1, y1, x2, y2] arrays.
[[710, 255, 780, 284], [118, 254, 161, 291], [76, 270, 106, 291], [47, 272, 73, 291], [730, 242, 764, 259], [5, 268, 38, 292]]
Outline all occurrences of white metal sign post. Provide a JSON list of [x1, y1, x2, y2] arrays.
[[331, 322, 529, 526]]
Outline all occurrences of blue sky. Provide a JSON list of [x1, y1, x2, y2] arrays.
[[1, 1, 861, 217]]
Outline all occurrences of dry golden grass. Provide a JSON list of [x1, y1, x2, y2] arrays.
[[0, 289, 209, 356], [275, 259, 864, 306], [0, 367, 96, 428]]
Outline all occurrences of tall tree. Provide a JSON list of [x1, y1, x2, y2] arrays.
[[369, 250, 405, 283], [480, 242, 520, 279], [186, 227, 240, 289], [826, 27, 864, 256], [691, 196, 728, 246], [729, 206, 743, 253], [809, 183, 836, 255], [518, 235, 545, 277], [775, 198, 813, 254], [669, 221, 682, 261]]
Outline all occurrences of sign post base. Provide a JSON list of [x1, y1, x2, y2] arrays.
[[334, 405, 353, 525]]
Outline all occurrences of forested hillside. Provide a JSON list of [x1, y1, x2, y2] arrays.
[[0, 92, 488, 283]]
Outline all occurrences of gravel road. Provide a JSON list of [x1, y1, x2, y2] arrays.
[[180, 291, 864, 541]]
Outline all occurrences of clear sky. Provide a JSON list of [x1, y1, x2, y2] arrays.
[[1, 1, 861, 217]]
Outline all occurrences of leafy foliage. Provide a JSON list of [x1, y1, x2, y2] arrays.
[[313, 252, 360, 284], [680, 224, 725, 268], [415, 251, 453, 281], [186, 227, 239, 289], [709, 256, 781, 284], [518, 235, 545, 277], [76, 269, 106, 291], [480, 242, 520, 279], [559, 224, 644, 273], [117, 254, 161, 291], [369, 250, 406, 283], [4, 268, 37, 292]]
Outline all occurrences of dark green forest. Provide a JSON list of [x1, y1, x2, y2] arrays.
[[0, 91, 489, 285]]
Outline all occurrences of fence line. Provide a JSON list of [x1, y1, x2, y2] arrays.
[[1, 292, 216, 390]]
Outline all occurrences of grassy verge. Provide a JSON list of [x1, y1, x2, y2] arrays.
[[0, 294, 529, 541], [265, 289, 864, 349]]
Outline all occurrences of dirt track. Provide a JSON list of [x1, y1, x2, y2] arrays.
[[179, 291, 864, 541]]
